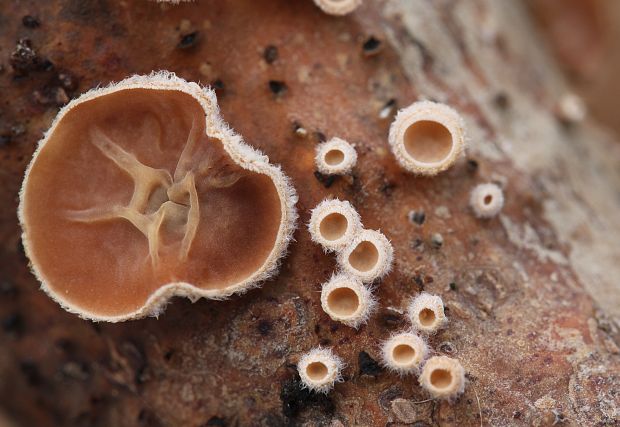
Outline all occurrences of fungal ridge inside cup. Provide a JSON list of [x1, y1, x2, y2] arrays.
[[22, 88, 282, 316]]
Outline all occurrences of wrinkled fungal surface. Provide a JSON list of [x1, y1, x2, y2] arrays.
[[1, 1, 620, 426], [19, 74, 296, 320]]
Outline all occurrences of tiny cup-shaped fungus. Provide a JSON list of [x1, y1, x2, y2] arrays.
[[18, 72, 297, 321], [469, 182, 504, 218], [408, 293, 447, 334], [313, 0, 362, 16], [337, 229, 394, 283], [298, 347, 344, 393], [388, 101, 466, 175], [315, 137, 357, 175], [320, 274, 376, 328], [419, 356, 466, 400], [381, 332, 428, 375], [308, 199, 362, 252]]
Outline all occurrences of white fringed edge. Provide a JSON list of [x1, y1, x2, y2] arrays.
[[337, 229, 394, 283], [388, 100, 466, 175], [308, 198, 362, 252], [313, 0, 362, 16], [320, 273, 376, 329], [18, 71, 298, 322], [407, 293, 448, 334], [380, 331, 428, 376], [298, 347, 344, 394], [469, 183, 504, 218], [419, 356, 466, 401], [314, 137, 357, 175]]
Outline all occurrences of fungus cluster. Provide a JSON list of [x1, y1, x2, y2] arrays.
[[18, 72, 297, 321], [313, 0, 362, 16], [297, 347, 344, 393], [378, 292, 466, 401], [469, 182, 504, 218], [308, 198, 392, 330], [388, 101, 467, 175], [315, 137, 357, 176]]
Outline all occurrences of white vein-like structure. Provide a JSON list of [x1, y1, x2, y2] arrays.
[[18, 72, 298, 322]]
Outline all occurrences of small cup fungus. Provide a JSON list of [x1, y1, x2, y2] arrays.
[[388, 101, 466, 175], [408, 293, 447, 334], [337, 229, 394, 283], [18, 72, 298, 321], [308, 199, 362, 252], [313, 0, 362, 16], [469, 182, 504, 218], [320, 274, 376, 328], [381, 332, 428, 375], [298, 347, 344, 393], [419, 356, 466, 400], [315, 137, 357, 175]]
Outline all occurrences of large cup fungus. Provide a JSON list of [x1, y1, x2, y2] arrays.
[[19, 73, 297, 321]]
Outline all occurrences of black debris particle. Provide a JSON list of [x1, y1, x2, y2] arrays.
[[438, 342, 456, 355], [10, 39, 53, 76], [258, 319, 272, 336], [449, 282, 457, 291], [362, 36, 383, 56], [314, 171, 338, 188], [411, 238, 424, 251], [379, 98, 397, 119], [2, 312, 24, 336], [379, 311, 404, 328], [211, 79, 225, 95], [268, 80, 287, 96], [513, 411, 522, 419], [379, 180, 396, 196], [0, 280, 17, 297], [280, 376, 334, 418], [358, 351, 383, 376], [204, 416, 227, 426], [137, 409, 163, 427], [466, 158, 479, 173], [263, 45, 278, 64], [178, 31, 199, 49], [413, 274, 424, 290], [408, 210, 426, 225], [20, 361, 43, 386], [0, 134, 11, 147], [314, 131, 327, 142], [22, 15, 41, 29], [493, 91, 510, 110]]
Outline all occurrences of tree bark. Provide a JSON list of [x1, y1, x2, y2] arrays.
[[0, 0, 619, 426]]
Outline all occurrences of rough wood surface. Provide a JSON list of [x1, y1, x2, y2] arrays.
[[1, 1, 619, 426]]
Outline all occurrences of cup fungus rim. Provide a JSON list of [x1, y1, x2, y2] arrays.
[[337, 229, 394, 283], [314, 137, 357, 175], [18, 71, 298, 322], [313, 0, 362, 16], [381, 331, 428, 375], [388, 100, 467, 175], [308, 198, 362, 252], [320, 273, 376, 328]]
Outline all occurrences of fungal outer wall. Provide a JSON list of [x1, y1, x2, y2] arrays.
[[18, 72, 297, 322], [313, 0, 362, 16], [388, 101, 466, 175]]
